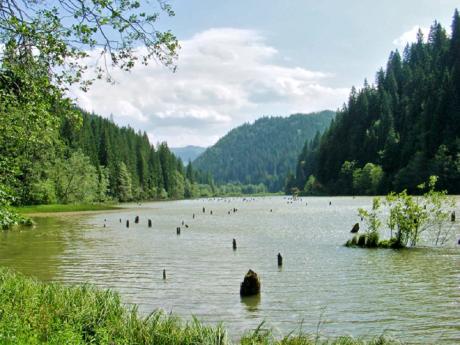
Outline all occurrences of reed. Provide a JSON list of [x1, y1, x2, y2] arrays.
[[0, 269, 402, 345]]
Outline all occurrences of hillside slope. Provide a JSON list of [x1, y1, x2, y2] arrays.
[[171, 145, 206, 163], [194, 111, 334, 191], [293, 13, 460, 195]]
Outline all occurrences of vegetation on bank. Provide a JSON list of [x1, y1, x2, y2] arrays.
[[346, 176, 456, 248], [292, 10, 460, 196], [195, 111, 334, 192], [14, 203, 122, 215], [0, 269, 402, 345], [0, 0, 180, 229]]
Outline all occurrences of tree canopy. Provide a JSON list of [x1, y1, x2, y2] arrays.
[[294, 11, 460, 195], [0, 0, 179, 88], [194, 111, 334, 192]]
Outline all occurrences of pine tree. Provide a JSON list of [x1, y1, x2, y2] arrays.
[[117, 162, 133, 202]]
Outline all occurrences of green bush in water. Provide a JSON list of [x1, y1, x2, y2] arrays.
[[357, 234, 367, 247], [351, 235, 359, 245], [366, 232, 379, 248], [377, 238, 403, 249]]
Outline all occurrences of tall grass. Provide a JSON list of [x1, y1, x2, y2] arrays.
[[0, 269, 402, 344], [14, 203, 121, 214]]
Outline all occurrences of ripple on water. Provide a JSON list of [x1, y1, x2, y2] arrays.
[[1, 196, 459, 344]]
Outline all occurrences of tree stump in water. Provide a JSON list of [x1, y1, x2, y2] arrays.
[[277, 253, 283, 266], [176, 227, 181, 235], [240, 270, 260, 296], [148, 219, 152, 228], [135, 216, 139, 224], [351, 223, 359, 233], [126, 220, 129, 228], [451, 211, 456, 222], [233, 238, 237, 250]]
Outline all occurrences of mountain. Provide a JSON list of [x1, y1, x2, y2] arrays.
[[193, 111, 335, 192], [171, 145, 206, 163], [292, 11, 460, 195]]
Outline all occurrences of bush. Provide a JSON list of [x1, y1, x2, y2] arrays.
[[357, 234, 367, 247], [367, 232, 379, 248]]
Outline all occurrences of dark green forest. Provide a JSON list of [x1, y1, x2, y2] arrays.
[[291, 12, 460, 195], [194, 111, 335, 192], [2, 105, 210, 208]]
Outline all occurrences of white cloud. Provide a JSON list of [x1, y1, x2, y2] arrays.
[[69, 28, 348, 147], [393, 25, 430, 46]]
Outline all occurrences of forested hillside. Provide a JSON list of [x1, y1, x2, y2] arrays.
[[59, 112, 201, 202], [292, 12, 460, 195], [2, 106, 206, 207], [194, 111, 334, 192]]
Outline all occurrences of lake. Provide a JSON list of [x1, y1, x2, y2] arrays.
[[1, 196, 459, 344]]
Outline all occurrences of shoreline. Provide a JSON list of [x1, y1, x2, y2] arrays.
[[0, 268, 402, 345]]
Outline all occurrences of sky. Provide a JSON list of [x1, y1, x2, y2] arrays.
[[70, 0, 459, 148]]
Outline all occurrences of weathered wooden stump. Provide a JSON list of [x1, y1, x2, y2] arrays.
[[277, 253, 283, 267], [148, 219, 152, 228], [351, 223, 360, 233], [240, 270, 260, 296], [176, 227, 181, 235], [135, 216, 139, 224], [126, 220, 129, 228], [163, 269, 166, 280], [233, 238, 237, 250]]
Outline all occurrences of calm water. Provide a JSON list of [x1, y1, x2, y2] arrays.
[[1, 197, 459, 344]]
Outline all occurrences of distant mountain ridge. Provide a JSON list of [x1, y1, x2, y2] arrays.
[[193, 111, 335, 191], [171, 145, 206, 163]]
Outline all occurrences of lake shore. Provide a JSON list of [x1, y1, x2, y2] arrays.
[[0, 268, 401, 345], [14, 203, 122, 216]]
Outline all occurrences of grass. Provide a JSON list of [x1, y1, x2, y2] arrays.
[[14, 203, 121, 214], [0, 269, 403, 345]]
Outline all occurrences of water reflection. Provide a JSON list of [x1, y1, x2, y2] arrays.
[[241, 294, 261, 312], [0, 196, 459, 344]]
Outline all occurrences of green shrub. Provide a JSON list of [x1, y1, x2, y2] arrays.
[[367, 232, 380, 248], [351, 235, 359, 245], [357, 234, 367, 247]]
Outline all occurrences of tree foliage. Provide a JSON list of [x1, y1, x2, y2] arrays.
[[294, 12, 460, 195], [195, 111, 334, 192], [0, 0, 179, 88], [354, 176, 457, 248], [0, 1, 179, 227]]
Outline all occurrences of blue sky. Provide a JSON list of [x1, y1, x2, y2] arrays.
[[73, 0, 459, 147]]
